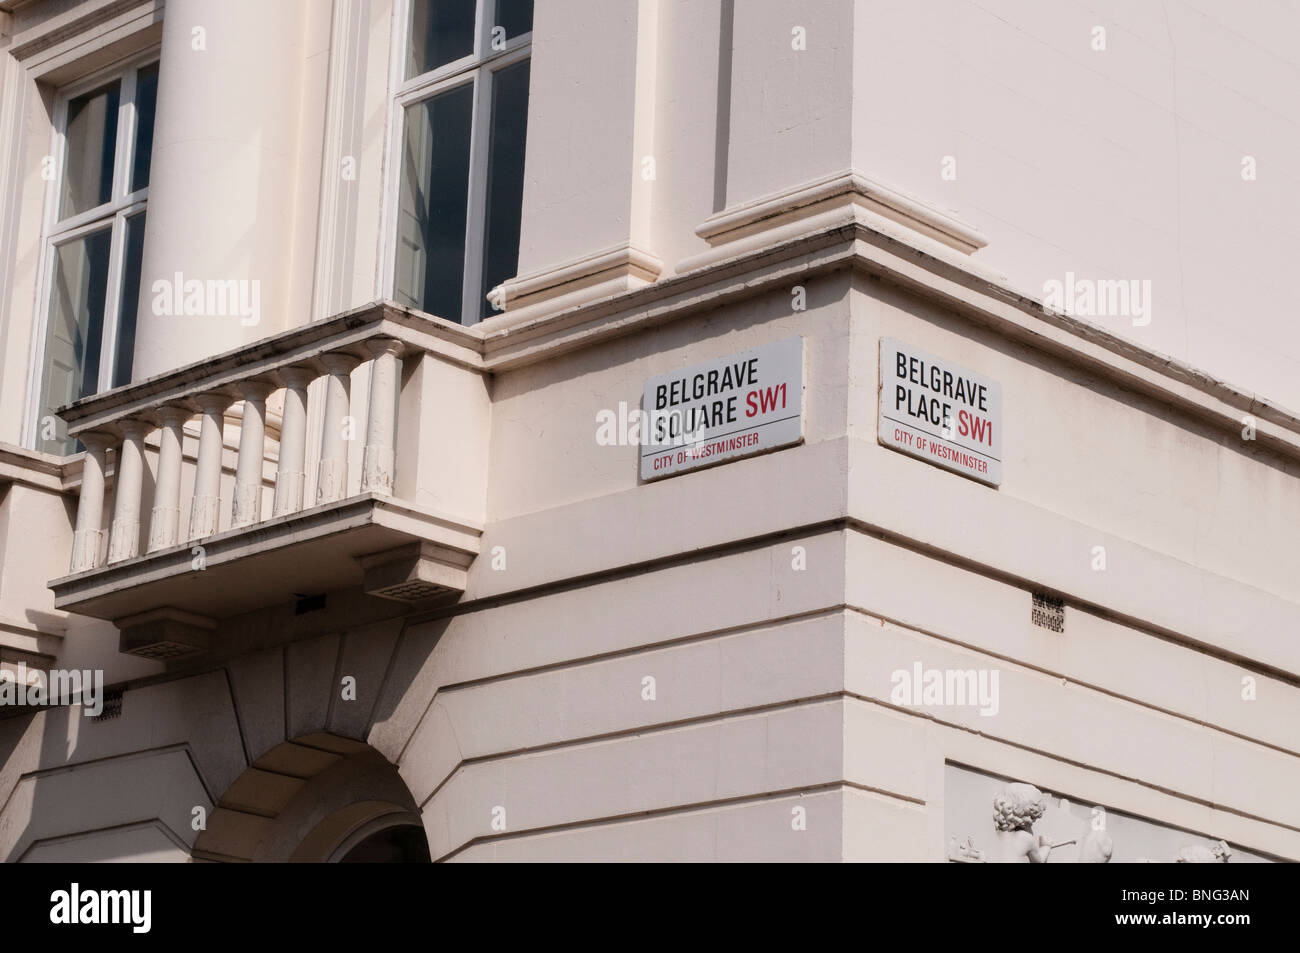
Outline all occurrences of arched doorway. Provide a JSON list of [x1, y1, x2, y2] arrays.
[[193, 732, 430, 863], [335, 820, 432, 863]]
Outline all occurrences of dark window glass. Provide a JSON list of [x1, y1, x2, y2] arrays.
[[60, 81, 120, 219], [480, 59, 530, 319], [408, 0, 477, 78], [493, 0, 533, 40], [394, 82, 474, 321], [112, 212, 147, 386], [131, 63, 160, 192], [38, 227, 113, 453]]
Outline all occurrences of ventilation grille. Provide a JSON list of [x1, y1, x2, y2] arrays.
[[126, 640, 204, 661], [370, 580, 455, 603], [92, 689, 124, 722], [1031, 592, 1065, 632], [358, 542, 470, 604]]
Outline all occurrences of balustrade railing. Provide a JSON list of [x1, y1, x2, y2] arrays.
[[59, 304, 438, 575]]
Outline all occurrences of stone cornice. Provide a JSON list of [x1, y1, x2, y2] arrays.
[[474, 207, 1300, 463], [47, 176, 1300, 466], [483, 240, 664, 326], [6, 0, 154, 62], [0, 442, 71, 491], [693, 169, 989, 256], [56, 301, 486, 434]]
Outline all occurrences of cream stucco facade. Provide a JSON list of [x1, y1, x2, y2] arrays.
[[0, 0, 1296, 862]]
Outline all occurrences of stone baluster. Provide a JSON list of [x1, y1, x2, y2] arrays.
[[107, 418, 149, 562], [148, 406, 191, 551], [361, 339, 403, 495], [231, 381, 275, 528], [187, 393, 233, 540], [316, 353, 359, 505], [70, 432, 115, 572], [273, 366, 315, 517]]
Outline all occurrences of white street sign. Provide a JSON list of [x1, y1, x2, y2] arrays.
[[879, 338, 1002, 487], [641, 337, 804, 480]]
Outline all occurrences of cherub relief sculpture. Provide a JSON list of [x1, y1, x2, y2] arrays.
[[948, 778, 1239, 863], [947, 780, 1110, 862], [991, 783, 1075, 863], [1175, 840, 1232, 863], [1077, 826, 1114, 863], [947, 835, 985, 863]]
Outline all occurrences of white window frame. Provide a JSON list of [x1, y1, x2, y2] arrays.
[[380, 0, 532, 327], [23, 49, 159, 451]]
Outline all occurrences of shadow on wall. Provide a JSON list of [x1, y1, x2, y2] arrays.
[[0, 600, 453, 862], [194, 737, 429, 863]]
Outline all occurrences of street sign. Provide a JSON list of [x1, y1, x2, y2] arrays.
[[879, 338, 1002, 486], [641, 337, 804, 480]]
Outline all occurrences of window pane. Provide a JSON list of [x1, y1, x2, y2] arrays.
[[493, 0, 533, 40], [38, 228, 113, 454], [393, 83, 473, 322], [60, 81, 120, 219], [131, 63, 160, 192], [407, 0, 476, 78], [479, 59, 530, 320], [112, 212, 147, 387]]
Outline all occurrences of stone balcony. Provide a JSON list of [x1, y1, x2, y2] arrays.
[[48, 302, 489, 660]]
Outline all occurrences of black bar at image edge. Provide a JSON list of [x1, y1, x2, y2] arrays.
[[0, 861, 1282, 939]]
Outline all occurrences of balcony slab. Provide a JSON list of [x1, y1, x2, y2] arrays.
[[49, 494, 480, 623]]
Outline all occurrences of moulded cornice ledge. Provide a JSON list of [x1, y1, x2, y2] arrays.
[[682, 170, 990, 274], [476, 199, 1300, 466], [0, 613, 66, 645], [56, 300, 486, 436], [0, 0, 43, 17], [0, 442, 72, 491], [481, 240, 664, 330], [7, 0, 154, 61]]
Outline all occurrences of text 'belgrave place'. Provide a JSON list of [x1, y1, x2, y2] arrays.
[[878, 337, 1003, 487]]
